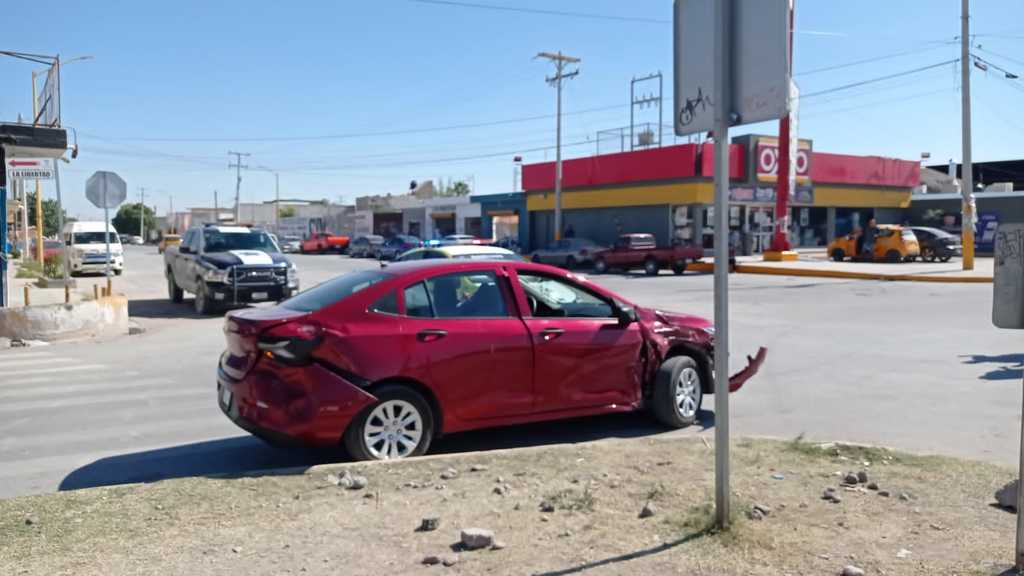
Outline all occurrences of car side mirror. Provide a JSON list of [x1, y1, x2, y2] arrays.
[[615, 305, 637, 326]]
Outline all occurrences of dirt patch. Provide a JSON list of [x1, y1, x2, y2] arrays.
[[0, 436, 1017, 575]]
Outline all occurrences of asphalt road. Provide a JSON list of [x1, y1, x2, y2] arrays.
[[0, 245, 1019, 499]]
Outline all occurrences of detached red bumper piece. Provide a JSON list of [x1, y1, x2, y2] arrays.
[[728, 347, 767, 393]]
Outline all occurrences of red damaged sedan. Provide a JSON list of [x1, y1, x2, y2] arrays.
[[218, 260, 766, 460]]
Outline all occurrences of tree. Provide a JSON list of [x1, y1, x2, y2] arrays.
[[278, 206, 297, 218], [112, 203, 157, 238], [449, 181, 471, 196], [26, 191, 70, 237]]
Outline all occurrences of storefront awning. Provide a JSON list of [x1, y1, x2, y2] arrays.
[[487, 209, 517, 217]]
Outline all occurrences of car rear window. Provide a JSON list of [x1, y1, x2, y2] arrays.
[[281, 270, 391, 312]]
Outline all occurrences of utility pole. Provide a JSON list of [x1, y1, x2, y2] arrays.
[[228, 151, 250, 224], [274, 172, 280, 235], [169, 195, 174, 233], [138, 187, 146, 241], [960, 0, 975, 271], [214, 189, 219, 222], [537, 51, 580, 242], [31, 70, 44, 262]]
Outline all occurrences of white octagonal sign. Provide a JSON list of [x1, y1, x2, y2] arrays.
[[86, 171, 127, 209]]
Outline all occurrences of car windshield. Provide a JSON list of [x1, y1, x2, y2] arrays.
[[282, 270, 392, 312], [73, 232, 119, 244], [203, 230, 277, 252]]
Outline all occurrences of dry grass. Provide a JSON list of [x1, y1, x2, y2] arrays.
[[0, 436, 1017, 575]]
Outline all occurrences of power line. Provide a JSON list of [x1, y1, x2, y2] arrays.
[[976, 46, 1024, 69], [796, 42, 955, 76], [406, 0, 668, 24], [78, 103, 628, 143], [802, 59, 959, 98]]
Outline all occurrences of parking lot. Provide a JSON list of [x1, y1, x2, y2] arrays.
[[0, 245, 1017, 498]]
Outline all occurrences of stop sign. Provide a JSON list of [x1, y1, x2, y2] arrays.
[[86, 171, 127, 209]]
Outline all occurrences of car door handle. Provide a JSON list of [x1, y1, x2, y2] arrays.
[[417, 329, 448, 342], [540, 328, 564, 341]]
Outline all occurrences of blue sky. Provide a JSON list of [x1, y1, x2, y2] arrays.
[[2, 0, 1022, 220]]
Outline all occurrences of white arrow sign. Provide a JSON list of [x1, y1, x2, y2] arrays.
[[6, 159, 54, 180]]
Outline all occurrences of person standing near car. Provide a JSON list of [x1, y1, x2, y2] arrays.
[[861, 217, 878, 258]]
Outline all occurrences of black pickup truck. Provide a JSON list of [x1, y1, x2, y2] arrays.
[[164, 225, 299, 314]]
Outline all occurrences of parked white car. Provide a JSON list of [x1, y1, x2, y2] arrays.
[[63, 221, 125, 276]]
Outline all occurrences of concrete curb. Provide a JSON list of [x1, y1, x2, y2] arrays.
[[686, 261, 991, 284], [733, 263, 993, 284], [0, 295, 130, 341]]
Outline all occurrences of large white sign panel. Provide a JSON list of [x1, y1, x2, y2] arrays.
[[673, 0, 790, 136]]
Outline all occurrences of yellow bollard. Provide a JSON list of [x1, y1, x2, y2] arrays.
[[106, 277, 112, 297], [64, 284, 70, 304], [94, 285, 100, 300], [23, 286, 30, 307]]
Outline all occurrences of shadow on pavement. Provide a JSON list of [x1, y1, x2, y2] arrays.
[[961, 353, 1024, 381], [58, 435, 339, 491], [60, 409, 715, 491], [432, 409, 714, 455], [534, 530, 710, 576], [128, 298, 204, 319]]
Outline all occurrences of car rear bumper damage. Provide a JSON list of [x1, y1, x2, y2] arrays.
[[217, 362, 378, 446], [727, 347, 767, 393]]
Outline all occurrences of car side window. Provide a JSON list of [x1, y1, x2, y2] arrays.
[[369, 291, 399, 315], [403, 282, 433, 318], [517, 272, 614, 319], [424, 250, 446, 259], [399, 250, 423, 261], [423, 271, 509, 318]]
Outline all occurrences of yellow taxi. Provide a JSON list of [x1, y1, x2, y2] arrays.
[[828, 224, 920, 263], [158, 234, 182, 254]]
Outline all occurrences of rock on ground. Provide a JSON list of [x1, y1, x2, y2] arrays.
[[639, 502, 656, 519], [996, 479, 1019, 511], [440, 468, 459, 480], [841, 565, 865, 576], [460, 528, 495, 550], [422, 555, 441, 565], [418, 517, 441, 532]]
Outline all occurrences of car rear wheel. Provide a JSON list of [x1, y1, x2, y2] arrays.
[[885, 250, 901, 263], [671, 260, 687, 275], [652, 355, 703, 428], [644, 258, 659, 276], [594, 258, 609, 274], [344, 385, 434, 461], [167, 271, 183, 303], [939, 254, 952, 263], [921, 247, 936, 262], [831, 249, 845, 262]]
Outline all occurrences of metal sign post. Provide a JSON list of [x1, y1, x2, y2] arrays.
[[675, 0, 789, 529], [85, 171, 127, 295], [992, 223, 1024, 568]]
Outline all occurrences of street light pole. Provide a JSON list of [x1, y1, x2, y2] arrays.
[[31, 70, 43, 262], [139, 187, 146, 241], [274, 172, 280, 235], [960, 0, 975, 271], [537, 51, 580, 243]]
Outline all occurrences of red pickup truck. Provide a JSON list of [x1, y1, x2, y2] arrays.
[[300, 232, 350, 254], [593, 233, 705, 276]]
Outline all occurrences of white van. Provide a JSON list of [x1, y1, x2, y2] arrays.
[[63, 221, 125, 276]]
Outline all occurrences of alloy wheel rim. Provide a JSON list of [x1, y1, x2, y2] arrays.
[[674, 367, 700, 419], [363, 400, 423, 460]]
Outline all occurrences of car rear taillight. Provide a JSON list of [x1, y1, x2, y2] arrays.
[[257, 322, 323, 366]]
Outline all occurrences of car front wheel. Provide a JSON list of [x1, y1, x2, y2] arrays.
[[594, 258, 608, 274], [167, 272, 183, 303], [344, 385, 434, 461], [194, 279, 216, 315], [831, 249, 845, 262], [651, 355, 703, 428], [644, 258, 660, 276]]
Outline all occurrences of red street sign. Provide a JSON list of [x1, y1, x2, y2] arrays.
[[7, 160, 40, 167]]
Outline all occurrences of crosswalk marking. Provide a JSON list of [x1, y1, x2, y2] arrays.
[[0, 352, 56, 364], [0, 387, 212, 415], [0, 357, 74, 369], [0, 377, 175, 401], [1, 364, 108, 378]]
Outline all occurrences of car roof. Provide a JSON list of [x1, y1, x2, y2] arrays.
[[203, 225, 254, 234], [434, 245, 513, 256]]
